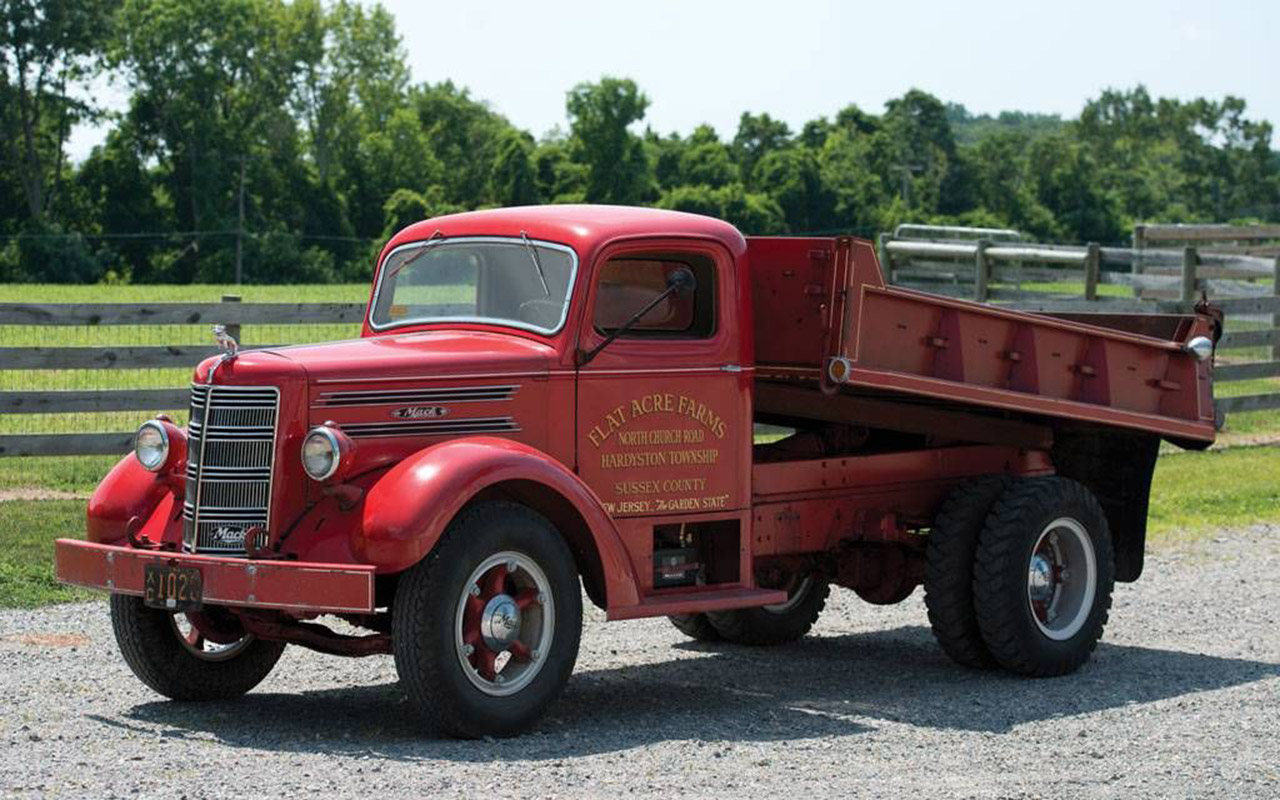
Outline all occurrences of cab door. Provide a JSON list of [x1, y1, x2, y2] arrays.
[[574, 239, 751, 528]]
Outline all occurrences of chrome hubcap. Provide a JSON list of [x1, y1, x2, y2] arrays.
[[480, 594, 522, 651], [1026, 518, 1097, 641], [454, 551, 554, 697]]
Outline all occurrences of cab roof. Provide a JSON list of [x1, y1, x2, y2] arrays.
[[380, 205, 748, 264]]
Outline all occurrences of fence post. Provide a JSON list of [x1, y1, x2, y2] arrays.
[[974, 239, 991, 302], [222, 294, 242, 345], [1180, 247, 1198, 305], [1273, 255, 1280, 360], [1133, 224, 1146, 275], [877, 233, 892, 284], [1084, 242, 1100, 301]]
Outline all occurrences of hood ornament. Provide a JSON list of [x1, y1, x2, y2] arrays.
[[212, 324, 239, 360]]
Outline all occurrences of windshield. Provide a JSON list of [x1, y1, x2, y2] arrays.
[[370, 237, 577, 334]]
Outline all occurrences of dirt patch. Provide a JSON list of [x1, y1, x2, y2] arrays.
[[6, 632, 91, 648], [0, 488, 87, 502]]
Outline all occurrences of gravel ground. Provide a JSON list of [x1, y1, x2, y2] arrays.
[[2, 526, 1277, 799]]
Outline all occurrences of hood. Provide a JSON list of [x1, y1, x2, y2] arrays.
[[254, 330, 557, 384]]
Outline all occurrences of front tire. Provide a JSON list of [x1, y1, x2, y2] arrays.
[[706, 573, 828, 646], [109, 596, 285, 700], [392, 501, 582, 738], [973, 477, 1114, 677]]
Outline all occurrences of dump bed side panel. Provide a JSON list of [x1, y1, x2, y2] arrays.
[[746, 236, 1217, 444]]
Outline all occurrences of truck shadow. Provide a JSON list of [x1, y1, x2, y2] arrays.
[[114, 625, 1279, 761]]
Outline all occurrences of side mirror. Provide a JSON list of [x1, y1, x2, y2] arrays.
[[666, 266, 696, 296]]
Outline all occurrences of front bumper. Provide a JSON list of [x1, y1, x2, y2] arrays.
[[55, 540, 376, 614]]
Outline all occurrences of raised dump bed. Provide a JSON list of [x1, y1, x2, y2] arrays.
[[747, 236, 1219, 448]]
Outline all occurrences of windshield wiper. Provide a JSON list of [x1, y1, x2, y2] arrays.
[[384, 229, 445, 282], [520, 231, 551, 297]]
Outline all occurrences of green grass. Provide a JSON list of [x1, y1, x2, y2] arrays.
[[1014, 281, 1130, 298], [0, 499, 96, 608], [0, 455, 119, 494], [1148, 445, 1280, 539]]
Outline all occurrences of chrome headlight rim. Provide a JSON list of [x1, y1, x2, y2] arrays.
[[135, 420, 170, 473], [301, 426, 342, 482]]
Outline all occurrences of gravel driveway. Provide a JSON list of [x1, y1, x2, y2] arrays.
[[3, 526, 1277, 799]]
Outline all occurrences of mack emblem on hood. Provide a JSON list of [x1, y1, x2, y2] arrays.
[[391, 406, 451, 420]]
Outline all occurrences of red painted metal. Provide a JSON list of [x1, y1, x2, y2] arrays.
[[749, 236, 1217, 442], [63, 206, 1217, 640], [358, 436, 642, 610], [86, 455, 174, 546], [55, 539, 376, 614], [238, 612, 391, 656]]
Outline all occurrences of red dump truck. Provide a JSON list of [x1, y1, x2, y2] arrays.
[[55, 206, 1219, 738]]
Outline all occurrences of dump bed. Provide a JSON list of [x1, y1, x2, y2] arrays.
[[747, 237, 1218, 445]]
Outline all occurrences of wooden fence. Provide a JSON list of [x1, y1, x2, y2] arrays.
[[0, 296, 366, 457]]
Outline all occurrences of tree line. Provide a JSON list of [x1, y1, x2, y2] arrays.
[[3, 0, 1278, 284]]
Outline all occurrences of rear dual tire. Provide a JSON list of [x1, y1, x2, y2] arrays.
[[926, 476, 1114, 677], [973, 477, 1114, 677]]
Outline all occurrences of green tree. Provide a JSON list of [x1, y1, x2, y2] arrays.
[[490, 130, 539, 207], [0, 0, 113, 228], [113, 0, 301, 280], [678, 125, 737, 188], [731, 112, 791, 186], [565, 77, 652, 204]]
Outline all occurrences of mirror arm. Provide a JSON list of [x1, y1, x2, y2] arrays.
[[576, 285, 678, 367]]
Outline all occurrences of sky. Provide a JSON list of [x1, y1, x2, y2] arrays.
[[67, 0, 1280, 159]]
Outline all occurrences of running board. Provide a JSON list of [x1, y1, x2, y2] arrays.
[[606, 585, 788, 621]]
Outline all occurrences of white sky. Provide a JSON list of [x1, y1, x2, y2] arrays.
[[68, 0, 1280, 159]]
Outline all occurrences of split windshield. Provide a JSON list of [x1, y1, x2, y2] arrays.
[[370, 238, 577, 334]]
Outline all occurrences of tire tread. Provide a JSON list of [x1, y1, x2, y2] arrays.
[[972, 477, 1114, 677]]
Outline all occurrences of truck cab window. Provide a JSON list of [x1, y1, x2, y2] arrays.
[[371, 238, 576, 334], [594, 253, 716, 338]]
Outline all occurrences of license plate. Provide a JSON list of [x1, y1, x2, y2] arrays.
[[143, 564, 203, 611]]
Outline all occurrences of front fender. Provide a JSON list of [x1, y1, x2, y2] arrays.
[[87, 455, 172, 545], [358, 437, 641, 609]]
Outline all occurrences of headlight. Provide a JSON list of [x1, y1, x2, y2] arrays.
[[302, 426, 349, 481], [135, 421, 170, 472]]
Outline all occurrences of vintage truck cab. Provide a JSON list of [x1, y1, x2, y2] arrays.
[[56, 205, 1219, 738]]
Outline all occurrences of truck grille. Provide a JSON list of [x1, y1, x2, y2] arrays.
[[183, 384, 280, 555]]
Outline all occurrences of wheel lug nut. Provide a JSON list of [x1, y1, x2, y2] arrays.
[[1060, 569, 1071, 580], [531, 649, 540, 661], [537, 592, 548, 605], [506, 560, 519, 573], [469, 585, 481, 597], [463, 644, 474, 656], [495, 674, 506, 684]]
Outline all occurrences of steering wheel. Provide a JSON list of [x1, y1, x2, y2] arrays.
[[517, 298, 564, 328]]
